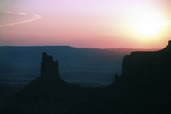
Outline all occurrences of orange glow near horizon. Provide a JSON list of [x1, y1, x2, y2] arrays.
[[0, 0, 171, 48]]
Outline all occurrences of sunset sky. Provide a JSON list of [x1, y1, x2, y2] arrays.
[[0, 0, 171, 48]]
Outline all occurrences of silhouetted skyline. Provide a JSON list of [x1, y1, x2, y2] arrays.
[[1, 41, 171, 114]]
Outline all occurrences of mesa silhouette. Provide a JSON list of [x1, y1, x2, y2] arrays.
[[1, 41, 171, 114], [118, 41, 171, 113]]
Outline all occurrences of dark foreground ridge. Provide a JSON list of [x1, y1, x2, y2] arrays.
[[1, 41, 171, 114]]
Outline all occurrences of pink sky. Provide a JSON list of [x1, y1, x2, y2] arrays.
[[0, 0, 170, 48]]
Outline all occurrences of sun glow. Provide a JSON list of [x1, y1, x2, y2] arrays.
[[127, 7, 169, 41]]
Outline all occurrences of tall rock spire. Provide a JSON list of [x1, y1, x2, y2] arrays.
[[40, 52, 60, 80], [16, 52, 69, 102]]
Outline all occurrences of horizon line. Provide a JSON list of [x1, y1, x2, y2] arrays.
[[0, 45, 160, 50]]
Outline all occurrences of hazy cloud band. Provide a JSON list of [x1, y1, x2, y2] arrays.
[[0, 11, 42, 28]]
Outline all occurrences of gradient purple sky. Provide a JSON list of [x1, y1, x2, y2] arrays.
[[0, 0, 171, 48]]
